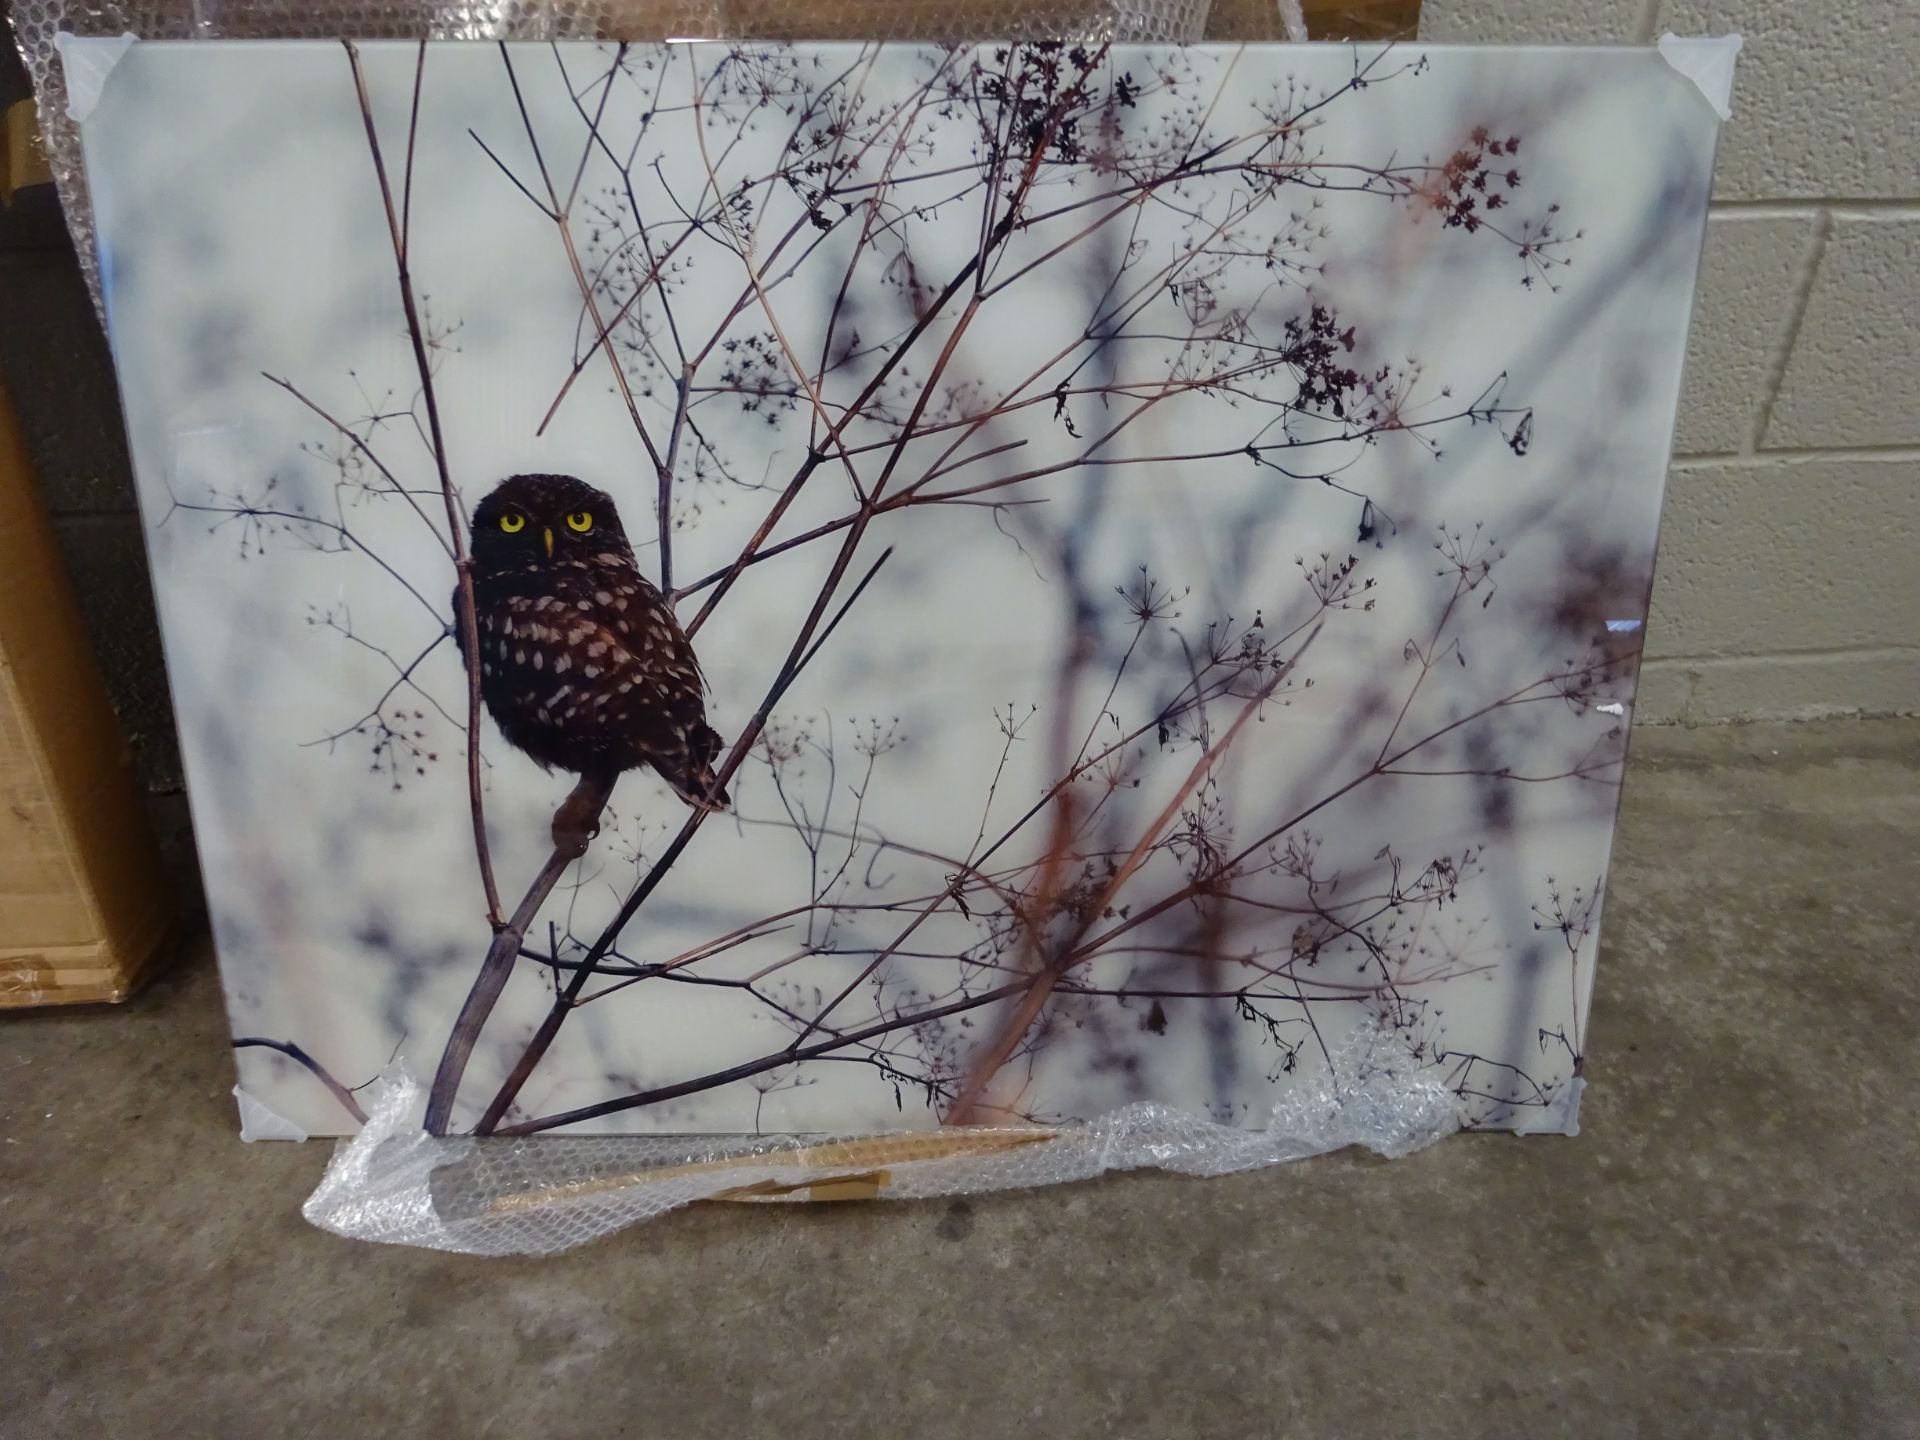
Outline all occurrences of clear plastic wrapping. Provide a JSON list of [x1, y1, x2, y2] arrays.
[[308, 1019, 1457, 1255]]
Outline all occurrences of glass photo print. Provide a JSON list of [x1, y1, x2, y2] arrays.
[[72, 38, 1722, 1136]]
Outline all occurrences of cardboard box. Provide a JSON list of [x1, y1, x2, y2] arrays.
[[0, 373, 173, 1005]]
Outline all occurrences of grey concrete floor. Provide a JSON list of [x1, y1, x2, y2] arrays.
[[3, 718, 1917, 1439]]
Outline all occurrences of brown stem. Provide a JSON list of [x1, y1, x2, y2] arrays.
[[944, 623, 1320, 1124], [345, 39, 502, 929], [260, 373, 451, 556], [424, 771, 614, 1135]]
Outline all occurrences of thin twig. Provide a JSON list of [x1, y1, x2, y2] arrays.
[[344, 39, 502, 928]]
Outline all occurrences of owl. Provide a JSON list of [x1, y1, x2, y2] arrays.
[[459, 474, 728, 827]]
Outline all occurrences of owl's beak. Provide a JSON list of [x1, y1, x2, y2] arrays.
[[542, 526, 554, 558]]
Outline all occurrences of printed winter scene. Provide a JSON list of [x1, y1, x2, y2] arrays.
[[76, 38, 1718, 1136]]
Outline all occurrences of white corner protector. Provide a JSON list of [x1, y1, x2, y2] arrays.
[[53, 32, 139, 124], [235, 1084, 310, 1143], [1514, 1076, 1585, 1138], [1656, 33, 1743, 121]]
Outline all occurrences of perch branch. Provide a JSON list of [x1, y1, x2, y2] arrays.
[[423, 771, 615, 1134]]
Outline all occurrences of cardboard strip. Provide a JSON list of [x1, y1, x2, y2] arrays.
[[2, 98, 54, 201], [484, 1128, 1059, 1215]]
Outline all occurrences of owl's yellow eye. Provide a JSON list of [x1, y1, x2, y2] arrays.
[[499, 512, 526, 534], [565, 510, 594, 534]]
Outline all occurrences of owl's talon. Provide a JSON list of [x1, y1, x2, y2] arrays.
[[550, 776, 612, 860], [551, 812, 599, 860]]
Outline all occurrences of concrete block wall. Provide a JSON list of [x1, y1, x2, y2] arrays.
[[1421, 0, 1920, 723]]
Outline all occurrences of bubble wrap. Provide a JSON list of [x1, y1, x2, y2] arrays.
[[306, 1020, 1455, 1255], [5, 0, 1220, 312]]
